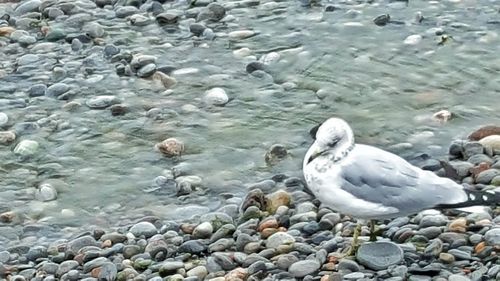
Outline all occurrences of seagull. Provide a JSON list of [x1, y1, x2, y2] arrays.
[[303, 117, 499, 253]]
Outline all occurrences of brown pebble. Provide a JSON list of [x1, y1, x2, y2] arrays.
[[155, 137, 184, 157], [260, 228, 279, 239], [468, 125, 500, 141], [102, 240, 112, 248], [0, 211, 17, 223], [258, 218, 279, 232], [91, 267, 101, 278], [448, 217, 467, 233], [225, 267, 248, 281], [475, 241, 486, 254], [0, 26, 16, 37], [74, 253, 85, 265], [470, 162, 491, 179], [180, 223, 195, 234], [322, 262, 336, 271]]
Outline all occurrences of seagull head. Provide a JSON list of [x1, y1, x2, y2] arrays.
[[304, 117, 354, 165]]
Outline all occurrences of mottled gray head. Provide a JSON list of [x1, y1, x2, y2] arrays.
[[304, 117, 354, 166]]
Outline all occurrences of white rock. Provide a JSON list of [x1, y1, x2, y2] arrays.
[[61, 209, 75, 217], [432, 109, 452, 123], [233, 48, 252, 58], [35, 183, 58, 202], [266, 232, 295, 248], [259, 52, 280, 65], [175, 175, 203, 187], [228, 30, 255, 39], [193, 222, 213, 238], [204, 87, 229, 106], [404, 34, 423, 45], [0, 112, 8, 127], [479, 135, 500, 151], [14, 140, 39, 156]]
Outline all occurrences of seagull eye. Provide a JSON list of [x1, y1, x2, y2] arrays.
[[327, 138, 339, 147]]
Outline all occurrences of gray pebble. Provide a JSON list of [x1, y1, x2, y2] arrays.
[[129, 222, 157, 238], [137, 63, 157, 78], [288, 259, 320, 278], [485, 228, 500, 246], [46, 83, 69, 97], [476, 169, 500, 184], [86, 95, 120, 109], [357, 242, 404, 270]]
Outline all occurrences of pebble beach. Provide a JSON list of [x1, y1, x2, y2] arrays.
[[1, 0, 500, 280]]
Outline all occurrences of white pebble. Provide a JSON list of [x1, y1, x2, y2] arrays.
[[233, 47, 252, 58], [14, 140, 39, 156], [204, 87, 229, 106], [35, 183, 58, 202], [61, 209, 75, 217], [228, 30, 255, 39], [259, 52, 280, 65], [0, 112, 8, 127], [404, 34, 423, 45]]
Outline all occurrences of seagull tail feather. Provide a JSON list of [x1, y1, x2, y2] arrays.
[[436, 189, 500, 209]]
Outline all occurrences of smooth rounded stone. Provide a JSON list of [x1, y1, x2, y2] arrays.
[[137, 63, 157, 78], [204, 87, 229, 106], [448, 248, 471, 260], [130, 14, 151, 26], [264, 144, 287, 164], [67, 235, 97, 254], [189, 23, 206, 36], [0, 131, 15, 145], [187, 265, 208, 279], [448, 274, 471, 281], [259, 52, 280, 65], [15, 0, 41, 14], [337, 259, 360, 272], [103, 45, 120, 58], [469, 126, 500, 141], [467, 154, 493, 165], [485, 228, 500, 246], [116, 6, 139, 18], [463, 142, 484, 158], [476, 169, 500, 184], [246, 61, 267, 74], [83, 257, 109, 272], [210, 224, 235, 243], [35, 183, 58, 202], [228, 30, 255, 40], [46, 83, 69, 97], [159, 261, 184, 275], [25, 245, 47, 261], [86, 95, 120, 109], [492, 175, 500, 186], [83, 22, 104, 38], [193, 222, 213, 238], [344, 272, 365, 280], [16, 54, 39, 66], [0, 112, 8, 127], [288, 259, 320, 278], [179, 240, 207, 254], [13, 140, 39, 157], [155, 138, 184, 157], [130, 55, 156, 70], [45, 28, 67, 41], [208, 238, 234, 252], [373, 14, 390, 26], [57, 260, 79, 276], [419, 214, 448, 227], [156, 11, 181, 24], [130, 222, 157, 238], [28, 84, 47, 97], [448, 161, 473, 178], [17, 35, 37, 45], [356, 242, 404, 270], [152, 72, 177, 89], [479, 135, 500, 151], [276, 254, 299, 270], [266, 232, 295, 248], [403, 34, 422, 45], [420, 159, 441, 171]]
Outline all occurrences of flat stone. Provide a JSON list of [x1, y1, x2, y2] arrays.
[[86, 95, 120, 109], [266, 232, 295, 248], [485, 228, 500, 246], [288, 259, 320, 278], [356, 241, 404, 270]]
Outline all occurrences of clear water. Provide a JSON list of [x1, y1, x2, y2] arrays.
[[1, 0, 499, 230]]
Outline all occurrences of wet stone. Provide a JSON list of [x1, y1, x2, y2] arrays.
[[288, 259, 320, 278], [129, 222, 157, 238], [46, 83, 69, 97], [86, 95, 120, 109], [356, 242, 404, 270]]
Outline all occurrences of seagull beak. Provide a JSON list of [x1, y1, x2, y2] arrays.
[[305, 142, 323, 165]]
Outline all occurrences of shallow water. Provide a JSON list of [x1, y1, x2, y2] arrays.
[[1, 0, 499, 232]]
